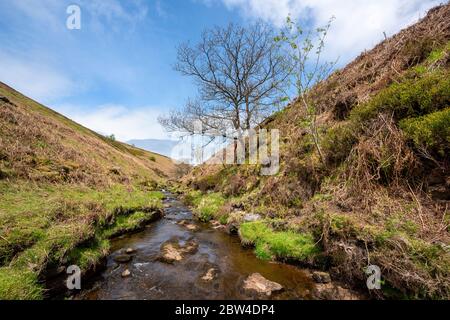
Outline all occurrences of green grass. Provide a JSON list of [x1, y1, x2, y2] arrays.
[[195, 193, 226, 222], [0, 181, 163, 300], [350, 69, 450, 123], [101, 211, 160, 239], [0, 268, 43, 300], [239, 221, 320, 261], [425, 41, 450, 64], [67, 238, 110, 270], [184, 191, 226, 222]]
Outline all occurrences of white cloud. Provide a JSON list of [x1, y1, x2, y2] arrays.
[[55, 104, 169, 142], [6, 0, 148, 33], [0, 51, 76, 103], [210, 0, 442, 61]]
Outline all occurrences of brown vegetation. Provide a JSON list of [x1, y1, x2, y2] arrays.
[[183, 4, 450, 299]]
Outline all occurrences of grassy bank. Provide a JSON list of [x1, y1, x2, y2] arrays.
[[0, 181, 164, 300], [181, 20, 450, 299]]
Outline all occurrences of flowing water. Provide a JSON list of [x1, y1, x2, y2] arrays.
[[79, 192, 315, 300]]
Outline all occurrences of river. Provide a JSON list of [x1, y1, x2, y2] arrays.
[[78, 192, 315, 300]]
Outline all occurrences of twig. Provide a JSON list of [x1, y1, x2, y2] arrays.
[[0, 235, 10, 243], [407, 182, 425, 231]]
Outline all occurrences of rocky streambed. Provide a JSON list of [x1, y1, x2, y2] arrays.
[[77, 192, 360, 300]]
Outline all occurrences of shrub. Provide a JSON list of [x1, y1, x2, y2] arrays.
[[351, 70, 450, 123], [323, 122, 359, 164], [400, 108, 450, 156]]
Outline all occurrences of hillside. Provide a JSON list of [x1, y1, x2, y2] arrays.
[[127, 139, 179, 158], [180, 4, 450, 299], [0, 82, 176, 299]]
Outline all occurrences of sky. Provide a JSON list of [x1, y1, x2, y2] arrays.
[[0, 0, 441, 142]]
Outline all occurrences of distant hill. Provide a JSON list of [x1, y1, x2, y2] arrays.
[[127, 139, 178, 158], [0, 82, 176, 184]]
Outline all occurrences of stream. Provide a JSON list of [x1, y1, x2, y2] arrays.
[[78, 192, 316, 300]]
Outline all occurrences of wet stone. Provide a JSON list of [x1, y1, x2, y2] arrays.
[[243, 273, 283, 297], [158, 238, 199, 264], [313, 283, 360, 300], [312, 271, 331, 284], [114, 254, 132, 263], [178, 220, 199, 232], [201, 268, 218, 282]]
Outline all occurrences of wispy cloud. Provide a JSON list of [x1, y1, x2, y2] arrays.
[[55, 104, 169, 141], [0, 0, 150, 103], [0, 51, 77, 103], [205, 0, 441, 61]]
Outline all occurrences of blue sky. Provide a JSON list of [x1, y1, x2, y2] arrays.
[[0, 0, 441, 141]]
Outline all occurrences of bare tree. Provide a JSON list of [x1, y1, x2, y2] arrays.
[[159, 22, 290, 140]]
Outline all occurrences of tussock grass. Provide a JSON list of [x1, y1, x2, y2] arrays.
[[239, 221, 320, 262], [184, 191, 225, 222], [184, 8, 450, 299]]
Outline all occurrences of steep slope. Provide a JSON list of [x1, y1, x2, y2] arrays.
[[181, 4, 450, 299], [0, 82, 176, 299], [0, 82, 175, 184]]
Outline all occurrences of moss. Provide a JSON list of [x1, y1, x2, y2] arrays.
[[351, 70, 450, 123], [329, 214, 355, 234], [0, 182, 163, 265], [255, 243, 273, 260], [239, 221, 320, 262], [400, 108, 450, 156]]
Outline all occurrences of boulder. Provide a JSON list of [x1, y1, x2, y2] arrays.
[[125, 248, 136, 254], [178, 220, 199, 232], [313, 283, 361, 300], [243, 273, 283, 297], [159, 243, 183, 264], [113, 254, 132, 263], [312, 271, 331, 284], [158, 238, 199, 264]]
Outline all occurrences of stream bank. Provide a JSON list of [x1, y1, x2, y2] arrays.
[[75, 192, 361, 300]]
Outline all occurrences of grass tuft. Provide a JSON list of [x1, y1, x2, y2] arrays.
[[239, 221, 320, 262]]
